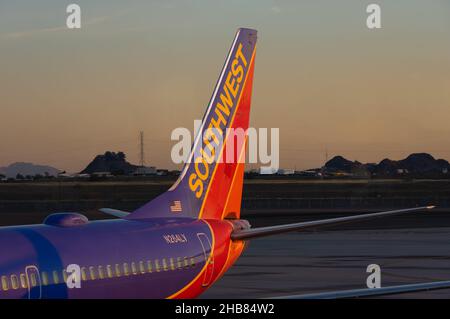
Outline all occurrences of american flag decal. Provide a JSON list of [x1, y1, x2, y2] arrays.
[[170, 200, 182, 213]]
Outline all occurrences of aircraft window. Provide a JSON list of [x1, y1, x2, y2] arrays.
[[139, 261, 145, 274], [20, 274, 28, 288], [53, 271, 59, 284], [30, 273, 37, 287], [42, 272, 49, 286], [11, 275, 19, 290], [1, 276, 9, 291], [147, 260, 153, 273], [177, 257, 182, 269], [81, 267, 87, 281], [115, 264, 121, 277], [170, 258, 175, 271], [190, 257, 196, 268], [155, 259, 161, 272], [162, 259, 168, 271], [62, 270, 68, 283], [106, 265, 113, 278], [98, 266, 105, 279], [123, 263, 130, 276], [131, 262, 137, 275], [183, 257, 189, 269], [89, 266, 96, 280]]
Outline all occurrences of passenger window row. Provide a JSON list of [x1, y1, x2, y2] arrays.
[[0, 256, 197, 292]]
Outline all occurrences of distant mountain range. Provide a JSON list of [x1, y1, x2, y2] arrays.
[[80, 151, 138, 175], [0, 162, 61, 178], [324, 153, 450, 177], [2, 152, 449, 179]]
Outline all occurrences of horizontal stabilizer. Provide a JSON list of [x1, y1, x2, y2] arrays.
[[270, 280, 450, 299], [231, 206, 434, 240], [99, 208, 130, 218]]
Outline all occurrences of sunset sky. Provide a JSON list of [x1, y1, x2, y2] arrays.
[[1, 0, 449, 172]]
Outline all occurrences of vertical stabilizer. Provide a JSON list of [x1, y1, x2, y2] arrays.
[[127, 28, 257, 220]]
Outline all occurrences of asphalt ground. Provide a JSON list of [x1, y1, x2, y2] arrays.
[[202, 224, 450, 299]]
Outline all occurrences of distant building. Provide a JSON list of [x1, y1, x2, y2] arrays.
[[298, 170, 320, 177], [91, 172, 113, 178], [157, 169, 169, 176], [133, 166, 157, 176], [277, 169, 295, 175], [259, 167, 278, 175], [58, 172, 74, 179], [75, 173, 90, 179]]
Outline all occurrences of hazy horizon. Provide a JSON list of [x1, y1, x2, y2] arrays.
[[2, 151, 450, 176], [1, 0, 449, 173]]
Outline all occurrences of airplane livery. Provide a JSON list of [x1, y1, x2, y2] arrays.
[[0, 28, 437, 299]]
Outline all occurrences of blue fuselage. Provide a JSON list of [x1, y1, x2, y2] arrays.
[[0, 218, 213, 299]]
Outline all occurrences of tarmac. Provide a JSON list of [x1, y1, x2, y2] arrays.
[[202, 226, 450, 299], [2, 205, 450, 298]]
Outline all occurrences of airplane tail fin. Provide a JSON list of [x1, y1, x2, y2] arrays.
[[127, 28, 257, 221]]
